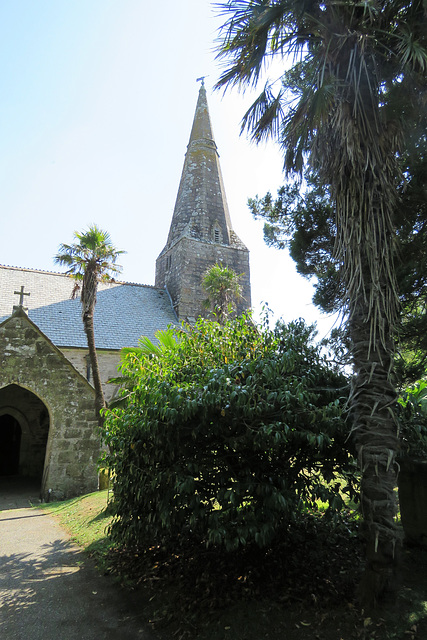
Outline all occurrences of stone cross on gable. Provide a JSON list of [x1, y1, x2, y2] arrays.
[[13, 285, 30, 313]]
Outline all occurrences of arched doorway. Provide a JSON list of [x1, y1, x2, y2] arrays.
[[0, 414, 21, 476], [0, 385, 50, 482]]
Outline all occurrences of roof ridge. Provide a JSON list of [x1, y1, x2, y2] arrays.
[[0, 264, 160, 289], [0, 264, 69, 276]]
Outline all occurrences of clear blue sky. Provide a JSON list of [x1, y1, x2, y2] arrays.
[[0, 1, 336, 335]]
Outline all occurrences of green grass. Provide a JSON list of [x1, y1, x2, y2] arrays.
[[39, 491, 427, 640], [40, 490, 114, 564]]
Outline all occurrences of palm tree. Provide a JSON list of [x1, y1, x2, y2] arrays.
[[55, 225, 125, 427], [215, 0, 426, 604], [121, 327, 181, 359], [109, 328, 182, 408], [202, 263, 243, 323]]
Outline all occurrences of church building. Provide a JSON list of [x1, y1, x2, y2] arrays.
[[0, 83, 251, 500]]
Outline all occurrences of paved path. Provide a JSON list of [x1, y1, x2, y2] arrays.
[[0, 479, 156, 640], [0, 477, 41, 511]]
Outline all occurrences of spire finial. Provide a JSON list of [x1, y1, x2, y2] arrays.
[[196, 75, 207, 87]]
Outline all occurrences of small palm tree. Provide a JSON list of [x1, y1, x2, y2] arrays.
[[55, 225, 125, 427], [110, 328, 182, 408], [202, 263, 243, 323]]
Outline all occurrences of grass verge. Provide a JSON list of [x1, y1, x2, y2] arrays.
[[40, 489, 113, 569]]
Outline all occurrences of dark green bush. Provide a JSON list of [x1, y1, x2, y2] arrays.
[[397, 380, 427, 459], [102, 315, 355, 552]]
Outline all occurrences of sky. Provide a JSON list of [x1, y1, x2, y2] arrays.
[[0, 1, 337, 337]]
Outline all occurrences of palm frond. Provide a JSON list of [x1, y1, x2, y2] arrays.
[[55, 225, 125, 315], [137, 328, 180, 357], [215, 0, 297, 91], [395, 25, 427, 73], [240, 83, 284, 141]]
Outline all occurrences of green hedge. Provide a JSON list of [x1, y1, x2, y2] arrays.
[[102, 316, 355, 552]]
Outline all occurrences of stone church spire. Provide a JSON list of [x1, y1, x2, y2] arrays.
[[155, 83, 251, 321], [165, 82, 234, 248]]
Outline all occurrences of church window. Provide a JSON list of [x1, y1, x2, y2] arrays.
[[166, 255, 172, 271], [213, 227, 221, 243]]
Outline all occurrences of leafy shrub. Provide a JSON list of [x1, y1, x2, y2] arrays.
[[397, 380, 427, 459], [102, 315, 355, 552]]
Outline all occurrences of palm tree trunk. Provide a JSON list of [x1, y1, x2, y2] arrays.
[[349, 279, 400, 605], [330, 96, 401, 603], [83, 307, 106, 429]]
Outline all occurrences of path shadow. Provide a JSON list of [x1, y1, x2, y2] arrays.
[[0, 476, 41, 511], [0, 536, 154, 639], [0, 539, 82, 615]]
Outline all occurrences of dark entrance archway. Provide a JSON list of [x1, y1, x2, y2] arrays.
[[0, 414, 21, 476], [0, 385, 50, 483]]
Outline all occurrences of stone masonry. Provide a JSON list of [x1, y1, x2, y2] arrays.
[[61, 348, 122, 403], [156, 82, 251, 321], [0, 309, 99, 500]]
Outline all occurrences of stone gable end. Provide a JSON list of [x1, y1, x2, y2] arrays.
[[0, 311, 99, 500]]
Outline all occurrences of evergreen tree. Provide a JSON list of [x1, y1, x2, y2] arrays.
[[249, 130, 427, 383]]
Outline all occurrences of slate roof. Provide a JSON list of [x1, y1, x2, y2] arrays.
[[0, 265, 177, 350]]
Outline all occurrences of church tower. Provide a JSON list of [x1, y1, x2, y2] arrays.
[[155, 82, 251, 321]]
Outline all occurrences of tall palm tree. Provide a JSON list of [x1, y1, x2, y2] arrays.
[[55, 225, 125, 427], [215, 0, 426, 604], [202, 263, 243, 323]]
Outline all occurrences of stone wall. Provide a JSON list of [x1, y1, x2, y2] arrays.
[[0, 310, 99, 500], [60, 348, 121, 402], [156, 236, 251, 321]]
